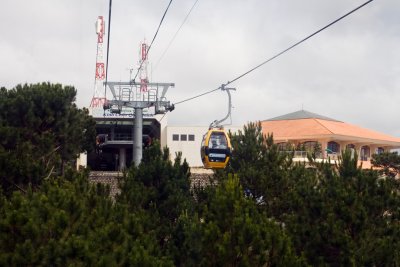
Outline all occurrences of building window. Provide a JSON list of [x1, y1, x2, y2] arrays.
[[172, 134, 179, 141], [180, 134, 187, 141], [300, 141, 321, 153], [327, 141, 340, 154], [361, 145, 370, 161], [277, 142, 289, 151], [346, 144, 356, 159], [188, 134, 195, 141], [376, 147, 384, 154], [346, 144, 355, 149]]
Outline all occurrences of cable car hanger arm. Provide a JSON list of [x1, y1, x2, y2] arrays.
[[209, 84, 236, 129]]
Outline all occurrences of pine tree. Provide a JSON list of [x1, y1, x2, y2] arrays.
[[116, 141, 193, 263], [195, 174, 307, 266], [228, 122, 294, 218], [227, 122, 400, 265], [0, 168, 175, 266], [0, 83, 96, 194], [287, 149, 400, 266], [371, 151, 400, 178]]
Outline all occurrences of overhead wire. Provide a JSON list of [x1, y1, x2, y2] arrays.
[[153, 0, 200, 72], [159, 112, 167, 122], [174, 87, 220, 105], [132, 0, 173, 82], [173, 0, 374, 106], [104, 0, 113, 100]]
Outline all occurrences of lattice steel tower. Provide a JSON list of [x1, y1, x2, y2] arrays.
[[89, 16, 107, 110], [138, 41, 149, 92]]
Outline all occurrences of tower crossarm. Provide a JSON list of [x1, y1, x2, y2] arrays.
[[106, 82, 174, 100], [104, 81, 174, 115]]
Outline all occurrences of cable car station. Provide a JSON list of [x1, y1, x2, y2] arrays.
[[87, 81, 174, 171], [88, 116, 162, 171]]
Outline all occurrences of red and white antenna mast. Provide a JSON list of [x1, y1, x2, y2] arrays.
[[139, 41, 149, 92], [90, 16, 106, 110]]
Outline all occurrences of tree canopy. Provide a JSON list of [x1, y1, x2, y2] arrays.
[[0, 83, 96, 194], [228, 122, 400, 266], [371, 151, 400, 178]]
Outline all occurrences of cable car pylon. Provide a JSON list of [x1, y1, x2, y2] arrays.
[[201, 84, 235, 169]]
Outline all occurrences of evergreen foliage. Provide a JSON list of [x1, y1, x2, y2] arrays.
[[0, 170, 170, 266], [228, 122, 295, 218], [371, 151, 400, 178], [116, 142, 193, 263], [194, 174, 306, 266], [228, 123, 400, 266], [0, 83, 96, 194]]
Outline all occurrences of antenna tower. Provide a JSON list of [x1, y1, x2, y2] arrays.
[[90, 16, 107, 109], [139, 41, 149, 92]]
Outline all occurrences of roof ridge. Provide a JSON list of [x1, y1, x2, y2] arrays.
[[314, 118, 334, 134], [265, 110, 340, 122]]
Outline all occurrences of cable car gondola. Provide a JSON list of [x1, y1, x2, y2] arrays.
[[200, 84, 235, 169], [201, 128, 231, 169]]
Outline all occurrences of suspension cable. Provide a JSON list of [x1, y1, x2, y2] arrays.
[[104, 0, 112, 100], [174, 87, 221, 105], [173, 0, 374, 105], [132, 0, 173, 82], [153, 0, 200, 72]]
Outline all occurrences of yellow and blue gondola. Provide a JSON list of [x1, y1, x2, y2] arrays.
[[200, 128, 231, 169]]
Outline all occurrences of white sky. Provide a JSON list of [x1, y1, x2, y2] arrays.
[[1, 0, 399, 137]]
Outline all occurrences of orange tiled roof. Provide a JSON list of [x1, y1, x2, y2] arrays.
[[261, 110, 400, 145]]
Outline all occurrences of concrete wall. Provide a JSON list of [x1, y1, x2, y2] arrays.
[[76, 152, 87, 170], [155, 113, 168, 148]]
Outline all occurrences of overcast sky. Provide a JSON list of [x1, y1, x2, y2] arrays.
[[1, 0, 399, 136]]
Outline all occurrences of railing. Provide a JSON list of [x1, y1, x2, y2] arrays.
[[114, 86, 158, 103], [281, 151, 323, 159], [293, 151, 308, 158], [280, 150, 376, 164], [114, 133, 132, 141], [280, 151, 338, 160], [326, 153, 339, 160]]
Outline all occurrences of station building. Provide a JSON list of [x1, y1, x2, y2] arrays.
[[86, 114, 164, 171]]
